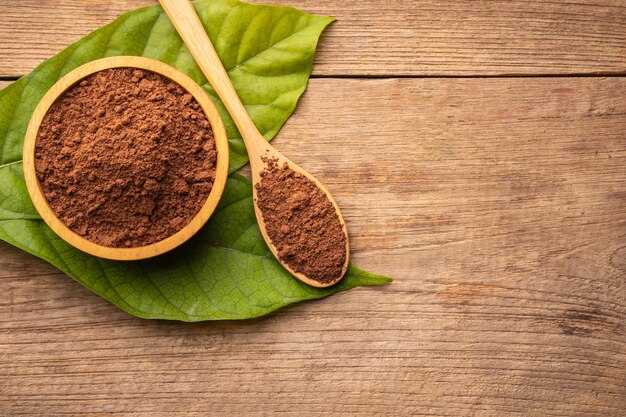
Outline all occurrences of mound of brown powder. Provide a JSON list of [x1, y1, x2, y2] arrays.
[[35, 68, 216, 248], [255, 158, 347, 284]]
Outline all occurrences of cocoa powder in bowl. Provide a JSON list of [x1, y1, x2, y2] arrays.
[[34, 68, 217, 248], [255, 158, 347, 284]]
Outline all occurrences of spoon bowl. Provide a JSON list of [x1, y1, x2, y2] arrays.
[[250, 144, 350, 288], [23, 56, 229, 261]]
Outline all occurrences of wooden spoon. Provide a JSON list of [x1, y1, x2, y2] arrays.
[[159, 0, 349, 287]]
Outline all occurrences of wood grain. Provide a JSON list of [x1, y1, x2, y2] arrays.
[[1, 77, 624, 416], [0, 0, 625, 77]]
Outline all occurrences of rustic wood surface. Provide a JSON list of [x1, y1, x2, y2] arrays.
[[1, 0, 625, 77], [1, 1, 625, 416]]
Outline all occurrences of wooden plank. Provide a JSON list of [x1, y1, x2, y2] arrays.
[[0, 0, 625, 77], [1, 77, 625, 416]]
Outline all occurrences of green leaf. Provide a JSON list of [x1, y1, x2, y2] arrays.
[[0, 161, 39, 220], [0, 0, 390, 321], [0, 170, 390, 321]]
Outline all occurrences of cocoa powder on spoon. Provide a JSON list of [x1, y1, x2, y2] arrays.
[[35, 68, 216, 248], [255, 158, 347, 284]]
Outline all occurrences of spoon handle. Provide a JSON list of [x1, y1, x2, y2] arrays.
[[159, 0, 260, 142]]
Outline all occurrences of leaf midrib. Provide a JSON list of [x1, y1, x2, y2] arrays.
[[0, 160, 22, 170]]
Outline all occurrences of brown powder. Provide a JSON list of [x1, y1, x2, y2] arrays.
[[35, 68, 216, 248], [255, 158, 347, 284]]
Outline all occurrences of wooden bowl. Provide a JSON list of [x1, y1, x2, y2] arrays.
[[22, 56, 229, 261]]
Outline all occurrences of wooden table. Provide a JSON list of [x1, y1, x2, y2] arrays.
[[1, 1, 625, 415]]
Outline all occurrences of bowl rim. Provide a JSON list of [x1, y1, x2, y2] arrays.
[[22, 56, 229, 261]]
